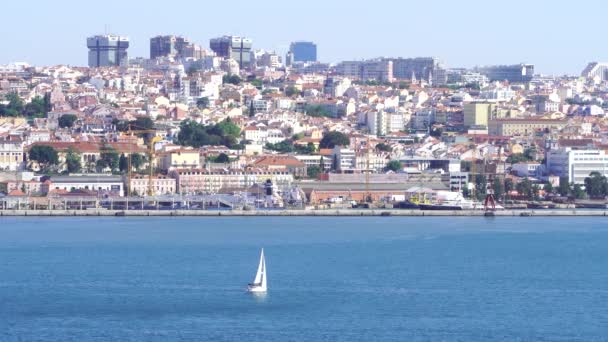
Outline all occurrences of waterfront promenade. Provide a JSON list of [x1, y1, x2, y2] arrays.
[[1, 209, 608, 217]]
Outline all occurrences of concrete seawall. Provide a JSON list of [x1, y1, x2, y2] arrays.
[[1, 210, 607, 217]]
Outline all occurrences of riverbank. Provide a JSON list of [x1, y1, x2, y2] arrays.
[[1, 209, 608, 217]]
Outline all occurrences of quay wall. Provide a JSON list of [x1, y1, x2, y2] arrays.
[[0, 210, 607, 217]]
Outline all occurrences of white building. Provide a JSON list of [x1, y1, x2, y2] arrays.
[[332, 147, 356, 172], [366, 110, 405, 136], [546, 148, 608, 184], [0, 137, 25, 171], [45, 175, 125, 196]]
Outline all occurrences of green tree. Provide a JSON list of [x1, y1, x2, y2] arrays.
[[29, 145, 59, 172], [544, 182, 554, 194], [58, 114, 78, 128], [65, 148, 82, 174], [119, 154, 128, 173], [375, 143, 392, 152], [573, 183, 586, 199], [307, 165, 322, 179], [196, 97, 210, 109], [212, 118, 241, 138], [320, 131, 350, 149], [131, 153, 145, 171], [97, 147, 120, 172], [285, 86, 300, 97], [516, 178, 534, 200], [295, 142, 316, 155], [24, 96, 48, 118], [475, 174, 488, 201], [584, 172, 608, 199], [132, 117, 154, 131], [178, 119, 240, 149], [266, 141, 295, 153], [250, 79, 263, 89], [558, 176, 571, 197], [430, 126, 443, 138], [305, 105, 333, 118], [0, 93, 24, 117], [493, 178, 505, 202], [506, 153, 532, 164], [214, 153, 230, 163], [504, 178, 514, 199], [385, 160, 403, 172], [223, 75, 242, 85]]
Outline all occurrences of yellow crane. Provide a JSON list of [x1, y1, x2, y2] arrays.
[[124, 127, 162, 196]]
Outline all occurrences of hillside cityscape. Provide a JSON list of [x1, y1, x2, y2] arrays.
[[2, 33, 608, 210]]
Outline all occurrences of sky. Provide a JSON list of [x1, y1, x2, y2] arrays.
[[1, 0, 606, 75]]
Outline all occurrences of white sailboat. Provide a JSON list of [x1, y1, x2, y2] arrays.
[[247, 248, 267, 293]]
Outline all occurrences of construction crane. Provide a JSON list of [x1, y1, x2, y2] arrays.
[[365, 137, 372, 204], [124, 126, 161, 196]]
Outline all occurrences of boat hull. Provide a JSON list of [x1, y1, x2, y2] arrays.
[[247, 286, 267, 293]]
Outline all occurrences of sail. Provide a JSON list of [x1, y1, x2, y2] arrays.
[[260, 251, 267, 290], [252, 249, 266, 286]]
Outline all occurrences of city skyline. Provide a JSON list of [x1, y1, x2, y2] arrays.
[[1, 0, 606, 74]]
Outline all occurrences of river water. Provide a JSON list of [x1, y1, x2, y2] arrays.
[[0, 217, 606, 341]]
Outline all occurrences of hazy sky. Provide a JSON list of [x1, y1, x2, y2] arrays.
[[1, 0, 605, 75]]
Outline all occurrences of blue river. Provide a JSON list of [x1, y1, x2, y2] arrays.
[[0, 217, 607, 341]]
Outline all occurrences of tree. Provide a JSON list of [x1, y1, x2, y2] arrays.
[[385, 160, 403, 172], [285, 86, 300, 97], [97, 147, 120, 172], [119, 154, 128, 173], [475, 174, 488, 201], [544, 182, 554, 195], [307, 165, 322, 179], [375, 143, 392, 152], [29, 145, 59, 172], [584, 172, 608, 198], [573, 184, 586, 199], [65, 148, 82, 174], [305, 105, 333, 118], [215, 153, 230, 163], [516, 178, 534, 200], [23, 96, 49, 118], [250, 79, 263, 89], [320, 131, 350, 149], [430, 126, 443, 138], [0, 93, 24, 117], [558, 176, 571, 197], [504, 178, 514, 199], [132, 117, 154, 131], [131, 153, 145, 171], [212, 118, 241, 138], [58, 114, 78, 128], [507, 153, 532, 164], [266, 141, 295, 153], [196, 97, 210, 109], [295, 142, 316, 155], [178, 119, 240, 149], [493, 178, 505, 202], [223, 75, 242, 85]]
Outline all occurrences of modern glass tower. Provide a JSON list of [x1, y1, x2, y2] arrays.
[[87, 35, 130, 68], [289, 41, 317, 63], [209, 36, 253, 69], [150, 35, 191, 59]]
